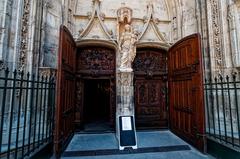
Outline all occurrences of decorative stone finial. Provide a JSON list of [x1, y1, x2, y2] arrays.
[[117, 4, 132, 24]]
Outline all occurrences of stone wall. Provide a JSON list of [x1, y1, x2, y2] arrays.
[[0, 0, 18, 70], [1, 0, 240, 76], [39, 0, 62, 69], [73, 0, 198, 43], [0, 0, 62, 73]]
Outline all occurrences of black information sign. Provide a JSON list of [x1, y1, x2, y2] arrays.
[[119, 116, 136, 147]]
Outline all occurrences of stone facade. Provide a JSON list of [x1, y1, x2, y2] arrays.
[[1, 0, 240, 76]]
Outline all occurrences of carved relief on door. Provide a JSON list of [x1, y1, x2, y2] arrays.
[[77, 47, 115, 75], [135, 80, 167, 128], [133, 49, 167, 75], [133, 49, 168, 128]]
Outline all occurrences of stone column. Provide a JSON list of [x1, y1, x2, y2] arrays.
[[117, 71, 134, 116]]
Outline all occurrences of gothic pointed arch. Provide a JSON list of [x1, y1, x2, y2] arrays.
[[77, 0, 116, 44], [138, 3, 170, 46]]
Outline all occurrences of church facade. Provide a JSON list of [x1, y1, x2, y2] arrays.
[[0, 0, 240, 158], [1, 0, 240, 75]]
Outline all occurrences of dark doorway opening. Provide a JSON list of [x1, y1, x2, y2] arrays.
[[83, 79, 112, 132]]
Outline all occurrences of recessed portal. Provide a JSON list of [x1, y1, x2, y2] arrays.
[[83, 79, 111, 131]]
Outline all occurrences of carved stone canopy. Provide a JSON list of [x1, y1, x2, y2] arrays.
[[117, 3, 133, 24]]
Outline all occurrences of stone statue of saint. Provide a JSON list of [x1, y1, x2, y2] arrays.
[[119, 24, 138, 71]]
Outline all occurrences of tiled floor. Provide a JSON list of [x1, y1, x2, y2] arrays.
[[62, 131, 214, 159]]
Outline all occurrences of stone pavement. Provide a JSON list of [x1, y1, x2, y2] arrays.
[[61, 131, 214, 159]]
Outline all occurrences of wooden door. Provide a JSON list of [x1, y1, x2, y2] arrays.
[[55, 25, 76, 156], [133, 49, 168, 129], [168, 34, 206, 152]]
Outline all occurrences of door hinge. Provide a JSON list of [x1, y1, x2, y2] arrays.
[[196, 133, 206, 139], [194, 126, 206, 139]]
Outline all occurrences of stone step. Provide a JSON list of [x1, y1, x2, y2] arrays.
[[61, 131, 214, 159], [62, 145, 191, 157]]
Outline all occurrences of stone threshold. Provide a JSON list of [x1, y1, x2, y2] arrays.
[[62, 145, 191, 157]]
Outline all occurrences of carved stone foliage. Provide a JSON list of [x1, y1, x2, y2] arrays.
[[210, 0, 224, 74], [19, 0, 31, 72], [133, 50, 167, 74], [77, 48, 115, 72]]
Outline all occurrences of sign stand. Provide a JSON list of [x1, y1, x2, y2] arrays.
[[117, 115, 137, 150]]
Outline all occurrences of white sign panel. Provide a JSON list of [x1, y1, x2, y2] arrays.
[[122, 117, 132, 131]]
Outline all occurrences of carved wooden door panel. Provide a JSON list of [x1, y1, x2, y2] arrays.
[[133, 49, 168, 128], [135, 80, 167, 128], [168, 34, 206, 152], [55, 25, 76, 156]]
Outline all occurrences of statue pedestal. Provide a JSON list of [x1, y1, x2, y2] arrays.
[[117, 70, 134, 115], [116, 70, 137, 150]]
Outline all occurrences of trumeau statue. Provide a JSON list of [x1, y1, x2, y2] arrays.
[[119, 24, 138, 72]]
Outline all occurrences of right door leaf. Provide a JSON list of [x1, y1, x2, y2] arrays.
[[168, 34, 206, 152]]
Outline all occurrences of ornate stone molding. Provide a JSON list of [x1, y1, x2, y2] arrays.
[[19, 0, 31, 72], [227, 4, 238, 67], [77, 0, 116, 43], [0, 27, 5, 39], [209, 0, 224, 75], [39, 67, 56, 77], [44, 0, 54, 9], [138, 3, 169, 44]]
